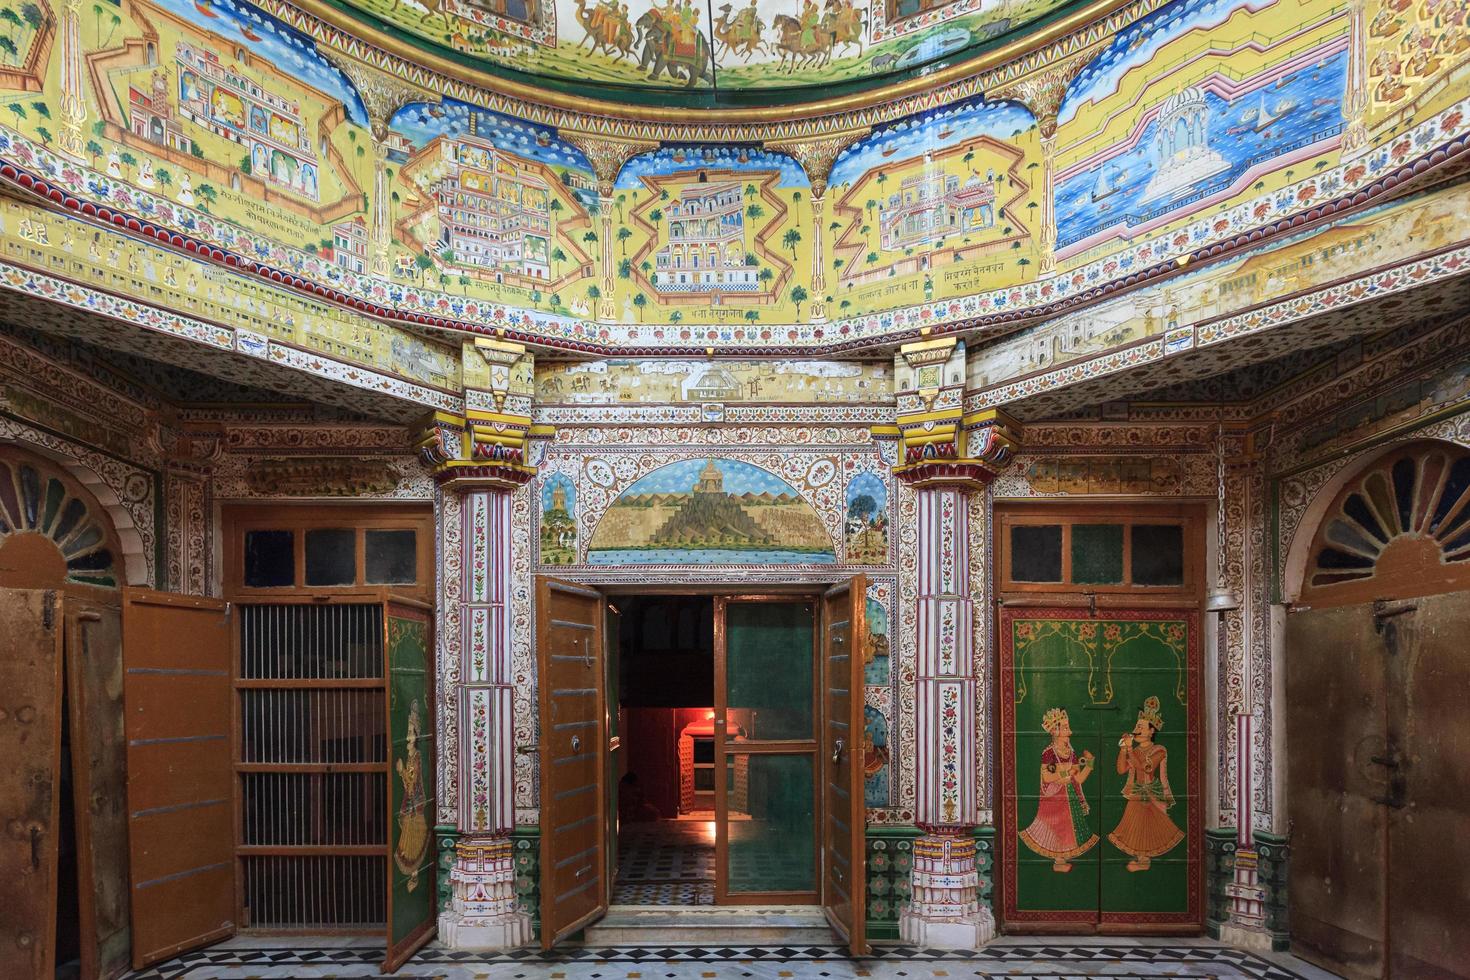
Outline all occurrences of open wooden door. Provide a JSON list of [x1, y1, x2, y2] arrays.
[[64, 597, 131, 980], [0, 589, 64, 980], [537, 577, 608, 949], [1285, 604, 1387, 980], [385, 596, 437, 972], [821, 576, 867, 956], [121, 589, 234, 970]]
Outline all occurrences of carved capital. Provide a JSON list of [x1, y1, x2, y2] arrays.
[[765, 129, 870, 198], [324, 52, 437, 141], [558, 131, 660, 198], [989, 53, 1091, 139]]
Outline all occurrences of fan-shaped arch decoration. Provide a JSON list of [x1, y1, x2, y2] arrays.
[[1303, 441, 1470, 606], [0, 446, 121, 589]]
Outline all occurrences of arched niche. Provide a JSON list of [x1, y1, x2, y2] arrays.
[[0, 444, 137, 589], [1287, 439, 1470, 607]]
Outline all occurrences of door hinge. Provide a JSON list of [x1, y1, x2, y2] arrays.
[[42, 590, 55, 630]]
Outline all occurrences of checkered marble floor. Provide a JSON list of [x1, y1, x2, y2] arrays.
[[614, 820, 717, 905], [122, 938, 1337, 980]]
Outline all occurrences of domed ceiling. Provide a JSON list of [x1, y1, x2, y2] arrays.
[[291, 0, 1084, 100]]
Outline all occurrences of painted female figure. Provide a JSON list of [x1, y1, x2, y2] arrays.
[[1018, 707, 1097, 872], [1108, 696, 1184, 872], [393, 699, 430, 891]]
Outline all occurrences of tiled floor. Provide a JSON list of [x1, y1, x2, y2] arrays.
[[122, 937, 1340, 980], [614, 819, 716, 906]]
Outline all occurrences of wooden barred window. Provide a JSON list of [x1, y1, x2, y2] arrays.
[[1302, 441, 1470, 605], [996, 503, 1203, 599], [0, 446, 120, 588]]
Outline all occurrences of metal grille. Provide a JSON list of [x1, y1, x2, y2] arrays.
[[237, 603, 387, 932], [241, 855, 387, 930]]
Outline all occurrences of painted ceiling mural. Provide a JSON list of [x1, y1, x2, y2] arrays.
[[311, 0, 1076, 93], [0, 0, 1465, 359]]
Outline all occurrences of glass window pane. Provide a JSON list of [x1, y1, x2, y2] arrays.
[[1132, 524, 1185, 586], [1010, 525, 1062, 582], [365, 529, 417, 584], [1073, 524, 1124, 584], [305, 528, 356, 586], [725, 601, 813, 741], [244, 530, 294, 587], [726, 753, 815, 894]]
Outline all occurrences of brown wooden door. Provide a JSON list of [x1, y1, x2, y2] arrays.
[[122, 589, 234, 969], [1383, 593, 1470, 980], [64, 597, 131, 980], [1285, 604, 1387, 980], [537, 576, 608, 950], [821, 576, 867, 956], [0, 589, 63, 980]]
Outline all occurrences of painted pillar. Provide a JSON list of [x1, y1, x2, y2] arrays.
[[371, 137, 392, 277], [425, 340, 539, 950], [598, 197, 616, 322], [556, 133, 657, 326], [899, 482, 992, 948], [1342, 0, 1370, 156], [438, 483, 532, 949], [810, 193, 828, 322], [56, 0, 87, 163], [892, 339, 1016, 948], [1037, 131, 1057, 277]]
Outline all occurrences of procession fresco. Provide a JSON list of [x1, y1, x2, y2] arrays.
[[301, 0, 1075, 92], [534, 357, 892, 403], [1053, 0, 1351, 261]]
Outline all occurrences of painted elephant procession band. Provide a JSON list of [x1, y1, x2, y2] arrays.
[[579, 0, 866, 82]]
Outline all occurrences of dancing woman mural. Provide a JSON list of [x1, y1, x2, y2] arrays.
[[1018, 707, 1097, 872], [1108, 696, 1183, 872]]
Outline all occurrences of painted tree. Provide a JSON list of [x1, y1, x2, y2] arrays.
[[744, 310, 759, 323], [617, 257, 632, 279], [792, 190, 802, 204], [156, 167, 171, 189], [0, 9, 20, 40], [745, 203, 764, 220], [414, 252, 434, 287], [617, 225, 632, 255], [551, 246, 567, 274], [6, 102, 24, 126], [35, 126, 50, 146], [0, 37, 19, 61], [790, 284, 808, 319], [782, 227, 802, 256], [85, 139, 103, 166], [670, 310, 683, 324], [649, 208, 663, 234], [103, 11, 121, 46], [632, 291, 647, 321], [615, 192, 626, 223]]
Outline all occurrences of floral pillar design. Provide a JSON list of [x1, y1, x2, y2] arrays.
[[893, 339, 1016, 948], [426, 340, 539, 950], [57, 0, 87, 163]]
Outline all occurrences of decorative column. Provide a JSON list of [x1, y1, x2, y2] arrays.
[[560, 132, 658, 324], [1341, 0, 1370, 156], [56, 0, 87, 162], [324, 54, 436, 276], [892, 338, 1017, 948], [1214, 431, 1276, 951], [425, 339, 539, 949], [767, 131, 868, 323]]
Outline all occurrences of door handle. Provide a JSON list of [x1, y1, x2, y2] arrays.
[[583, 637, 593, 669], [832, 738, 845, 764], [571, 735, 582, 753]]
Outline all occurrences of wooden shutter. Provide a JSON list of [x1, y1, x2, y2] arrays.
[[0, 589, 64, 980], [122, 589, 234, 969], [821, 576, 867, 955], [384, 597, 437, 972]]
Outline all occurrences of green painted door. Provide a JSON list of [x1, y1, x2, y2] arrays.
[[385, 599, 436, 972], [999, 607, 1200, 930]]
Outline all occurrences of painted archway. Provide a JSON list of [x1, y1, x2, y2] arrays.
[[1289, 439, 1470, 607], [587, 457, 835, 565], [0, 444, 127, 589]]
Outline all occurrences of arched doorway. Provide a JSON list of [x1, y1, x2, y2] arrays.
[[1284, 440, 1470, 980]]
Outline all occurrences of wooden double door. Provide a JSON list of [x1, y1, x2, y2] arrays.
[[1286, 592, 1470, 980], [536, 577, 868, 954]]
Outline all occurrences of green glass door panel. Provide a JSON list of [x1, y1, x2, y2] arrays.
[[727, 753, 816, 894], [385, 603, 435, 971], [725, 601, 814, 741], [1097, 618, 1195, 919], [1008, 619, 1103, 918]]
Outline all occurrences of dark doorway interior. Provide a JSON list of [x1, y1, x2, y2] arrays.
[[612, 595, 716, 905]]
